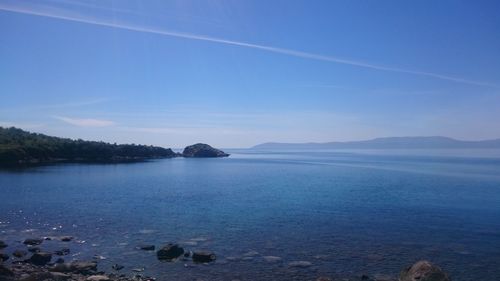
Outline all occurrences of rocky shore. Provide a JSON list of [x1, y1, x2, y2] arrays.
[[0, 237, 451, 281], [0, 236, 217, 281]]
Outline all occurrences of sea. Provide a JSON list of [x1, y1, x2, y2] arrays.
[[1, 149, 500, 280]]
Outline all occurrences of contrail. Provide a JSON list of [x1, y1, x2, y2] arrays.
[[0, 2, 497, 88]]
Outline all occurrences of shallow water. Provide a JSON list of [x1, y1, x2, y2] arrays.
[[1, 149, 500, 280]]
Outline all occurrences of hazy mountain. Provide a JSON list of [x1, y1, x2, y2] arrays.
[[251, 136, 500, 150]]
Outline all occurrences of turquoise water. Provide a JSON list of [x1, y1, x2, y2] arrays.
[[1, 150, 500, 280]]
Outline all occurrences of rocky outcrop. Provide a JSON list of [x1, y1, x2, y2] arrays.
[[156, 243, 184, 261], [399, 260, 451, 281], [192, 251, 216, 263], [182, 143, 229, 158]]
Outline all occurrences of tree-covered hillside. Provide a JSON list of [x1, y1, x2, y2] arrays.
[[0, 127, 177, 165]]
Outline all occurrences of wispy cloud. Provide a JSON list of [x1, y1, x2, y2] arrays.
[[0, 97, 112, 113], [53, 116, 115, 127], [0, 1, 497, 88]]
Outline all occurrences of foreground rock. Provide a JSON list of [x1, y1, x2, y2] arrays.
[[50, 261, 98, 274], [0, 264, 14, 279], [23, 238, 43, 246], [86, 274, 110, 281], [182, 143, 229, 158], [2, 261, 154, 281], [0, 253, 9, 262], [156, 243, 184, 261], [192, 251, 216, 263], [28, 252, 52, 266], [400, 260, 451, 281]]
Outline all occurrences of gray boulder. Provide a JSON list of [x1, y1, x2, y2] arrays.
[[400, 260, 451, 281]]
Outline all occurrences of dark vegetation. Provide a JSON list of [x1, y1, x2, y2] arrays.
[[182, 143, 229, 158], [0, 127, 177, 165]]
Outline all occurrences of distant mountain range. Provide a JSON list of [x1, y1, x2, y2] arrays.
[[251, 136, 500, 150]]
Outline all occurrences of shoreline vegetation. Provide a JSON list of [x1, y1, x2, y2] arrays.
[[0, 236, 451, 281], [0, 127, 229, 166]]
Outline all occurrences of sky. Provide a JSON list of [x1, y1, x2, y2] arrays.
[[1, 0, 500, 148]]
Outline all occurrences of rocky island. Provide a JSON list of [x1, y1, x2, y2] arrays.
[[0, 127, 229, 166], [182, 143, 229, 158]]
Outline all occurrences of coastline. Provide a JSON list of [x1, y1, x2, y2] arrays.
[[0, 236, 451, 281]]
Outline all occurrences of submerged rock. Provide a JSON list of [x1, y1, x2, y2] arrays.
[[54, 248, 70, 256], [399, 260, 451, 281], [192, 251, 216, 263], [112, 264, 124, 271], [70, 261, 98, 274], [23, 239, 43, 246], [156, 243, 184, 261], [51, 261, 98, 275], [0, 253, 8, 262], [60, 236, 73, 242], [137, 244, 155, 251], [182, 143, 229, 158], [28, 252, 52, 266], [12, 250, 27, 258], [360, 274, 375, 281], [27, 247, 40, 253]]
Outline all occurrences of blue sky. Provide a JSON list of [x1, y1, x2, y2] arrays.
[[1, 0, 499, 148]]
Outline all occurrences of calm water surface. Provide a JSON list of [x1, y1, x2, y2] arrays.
[[1, 149, 500, 280]]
